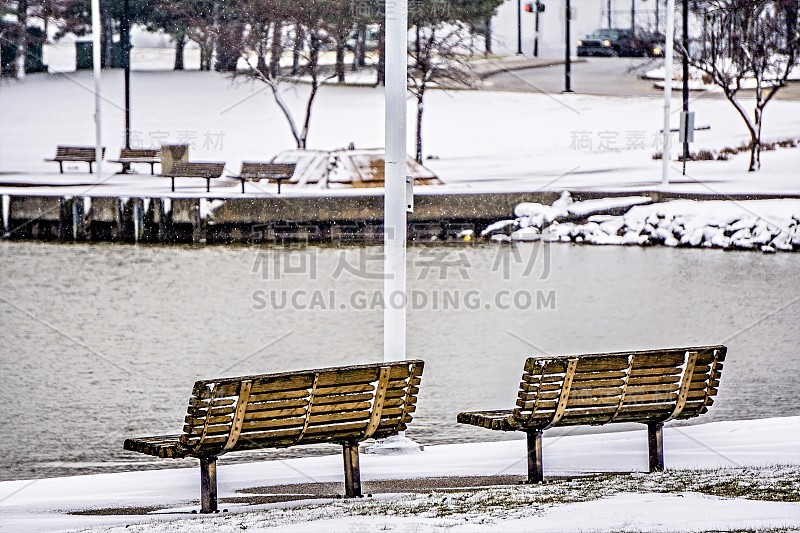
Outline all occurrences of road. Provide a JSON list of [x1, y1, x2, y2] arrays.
[[483, 57, 800, 100]]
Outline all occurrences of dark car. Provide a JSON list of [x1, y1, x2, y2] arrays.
[[577, 28, 650, 57], [639, 32, 666, 57]]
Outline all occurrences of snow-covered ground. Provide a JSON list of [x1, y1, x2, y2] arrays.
[[1, 416, 798, 532], [0, 70, 798, 198]]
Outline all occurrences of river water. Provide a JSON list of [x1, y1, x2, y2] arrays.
[[0, 241, 797, 481]]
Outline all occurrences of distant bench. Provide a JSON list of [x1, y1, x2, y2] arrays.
[[45, 145, 106, 174], [234, 162, 296, 193], [109, 148, 161, 175], [124, 359, 424, 513], [162, 162, 226, 192], [458, 346, 725, 482]]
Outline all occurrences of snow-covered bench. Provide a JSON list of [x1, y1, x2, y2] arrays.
[[45, 145, 106, 173], [233, 162, 296, 193], [162, 161, 226, 192], [109, 148, 161, 175], [123, 360, 424, 513], [458, 346, 725, 482]]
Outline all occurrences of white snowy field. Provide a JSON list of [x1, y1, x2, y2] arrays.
[[1, 416, 798, 532], [0, 70, 798, 198]]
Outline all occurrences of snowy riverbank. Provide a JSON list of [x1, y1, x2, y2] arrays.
[[1, 416, 798, 532], [482, 194, 800, 253]]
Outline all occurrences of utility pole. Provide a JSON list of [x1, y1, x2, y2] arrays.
[[120, 0, 132, 172], [534, 1, 542, 57], [661, 0, 675, 186], [655, 0, 660, 34], [91, 0, 102, 178], [564, 0, 573, 92], [517, 0, 523, 54], [608, 0, 613, 28], [631, 0, 636, 34], [682, 0, 690, 174], [384, 0, 407, 363]]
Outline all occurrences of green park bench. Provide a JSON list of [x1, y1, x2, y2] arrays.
[[124, 359, 424, 513]]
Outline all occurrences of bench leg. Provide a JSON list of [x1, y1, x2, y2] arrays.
[[89, 161, 93, 174], [171, 177, 175, 192], [525, 429, 544, 483], [150, 162, 155, 175], [277, 179, 282, 194], [241, 179, 245, 194], [206, 178, 211, 193], [647, 422, 664, 472], [58, 161, 64, 174], [200, 456, 218, 513], [342, 442, 362, 497]]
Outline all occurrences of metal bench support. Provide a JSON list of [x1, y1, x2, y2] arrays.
[[647, 422, 664, 472], [342, 442, 362, 497], [200, 456, 218, 513], [526, 429, 543, 483]]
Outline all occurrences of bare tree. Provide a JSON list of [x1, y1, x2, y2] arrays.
[[685, 0, 799, 171], [236, 0, 332, 149]]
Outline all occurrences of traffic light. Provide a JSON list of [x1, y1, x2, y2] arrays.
[[525, 2, 534, 12], [537, 1, 546, 12]]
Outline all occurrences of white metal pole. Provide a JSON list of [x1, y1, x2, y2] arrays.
[[91, 0, 103, 177], [661, 0, 674, 186], [384, 0, 408, 363]]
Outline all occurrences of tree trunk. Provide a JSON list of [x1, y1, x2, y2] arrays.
[[299, 33, 323, 149], [256, 26, 267, 73], [416, 94, 424, 163], [210, 2, 220, 71], [749, 106, 763, 172], [352, 23, 366, 71], [15, 0, 28, 78], [485, 18, 492, 56], [174, 34, 185, 70], [102, 9, 113, 68], [335, 32, 346, 83], [376, 22, 385, 86], [269, 21, 283, 79], [292, 25, 304, 76]]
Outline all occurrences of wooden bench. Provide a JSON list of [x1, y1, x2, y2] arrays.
[[124, 359, 424, 513], [162, 162, 226, 192], [109, 148, 161, 175], [45, 145, 106, 173], [458, 346, 725, 482], [233, 162, 296, 193]]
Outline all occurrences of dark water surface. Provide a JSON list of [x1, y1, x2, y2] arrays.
[[0, 241, 797, 481]]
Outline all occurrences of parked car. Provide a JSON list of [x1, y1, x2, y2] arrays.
[[639, 32, 666, 57], [577, 28, 650, 57]]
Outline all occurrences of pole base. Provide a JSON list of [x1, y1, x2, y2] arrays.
[[363, 434, 424, 455]]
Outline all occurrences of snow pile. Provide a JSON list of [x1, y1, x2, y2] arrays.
[[483, 196, 800, 253]]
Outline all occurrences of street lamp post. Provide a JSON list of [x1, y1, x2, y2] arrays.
[[120, 0, 132, 173], [564, 0, 573, 92], [91, 0, 103, 178], [681, 0, 690, 174], [517, 0, 524, 54], [661, 0, 675, 186]]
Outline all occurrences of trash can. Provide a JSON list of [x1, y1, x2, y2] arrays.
[[160, 144, 189, 175]]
